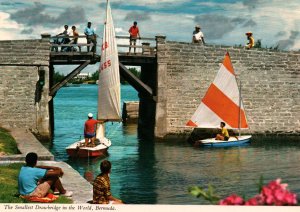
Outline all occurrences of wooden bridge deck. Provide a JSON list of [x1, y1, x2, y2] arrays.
[[48, 35, 157, 99], [49, 35, 157, 65]]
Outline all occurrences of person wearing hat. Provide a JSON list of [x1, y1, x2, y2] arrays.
[[84, 113, 102, 147], [192, 25, 205, 44], [245, 31, 255, 49]]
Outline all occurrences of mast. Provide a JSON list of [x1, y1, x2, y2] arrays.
[[238, 79, 242, 137]]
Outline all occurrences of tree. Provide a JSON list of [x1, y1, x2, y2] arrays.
[[53, 71, 65, 84], [90, 71, 99, 81]]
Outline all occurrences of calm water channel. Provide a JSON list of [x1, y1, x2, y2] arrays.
[[48, 84, 300, 204]]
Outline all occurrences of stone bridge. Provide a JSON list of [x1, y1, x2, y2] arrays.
[[0, 35, 299, 140]]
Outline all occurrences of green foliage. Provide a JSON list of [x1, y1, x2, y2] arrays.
[[188, 184, 220, 204], [254, 39, 262, 48], [54, 66, 141, 85], [0, 128, 19, 155], [120, 67, 141, 84], [253, 39, 279, 50], [90, 71, 99, 81], [0, 163, 72, 203], [256, 175, 264, 193], [128, 67, 141, 78], [53, 71, 65, 85]]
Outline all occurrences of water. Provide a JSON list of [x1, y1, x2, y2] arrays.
[[49, 84, 300, 204]]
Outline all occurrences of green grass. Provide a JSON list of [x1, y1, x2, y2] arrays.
[[0, 163, 72, 203], [0, 128, 19, 155]]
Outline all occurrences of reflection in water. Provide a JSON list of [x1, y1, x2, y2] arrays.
[[49, 85, 300, 205], [119, 137, 157, 204]]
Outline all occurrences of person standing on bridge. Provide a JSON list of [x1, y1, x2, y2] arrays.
[[245, 31, 255, 49], [192, 25, 205, 45], [128, 21, 141, 54], [84, 22, 97, 52], [70, 26, 80, 52], [93, 160, 123, 204], [57, 25, 71, 51]]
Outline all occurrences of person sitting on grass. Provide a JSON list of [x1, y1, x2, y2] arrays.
[[18, 152, 73, 199], [93, 160, 123, 204], [215, 122, 230, 141]]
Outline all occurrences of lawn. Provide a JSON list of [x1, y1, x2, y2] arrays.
[[0, 163, 72, 203], [0, 127, 19, 155]]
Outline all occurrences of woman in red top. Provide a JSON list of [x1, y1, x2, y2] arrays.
[[84, 113, 102, 147], [128, 21, 140, 54]]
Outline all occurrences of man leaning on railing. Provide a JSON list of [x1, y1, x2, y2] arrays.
[[84, 22, 97, 52]]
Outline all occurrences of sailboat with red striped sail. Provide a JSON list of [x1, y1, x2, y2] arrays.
[[186, 52, 251, 147]]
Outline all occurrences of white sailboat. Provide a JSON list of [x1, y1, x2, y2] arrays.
[[66, 0, 120, 157], [186, 52, 251, 147]]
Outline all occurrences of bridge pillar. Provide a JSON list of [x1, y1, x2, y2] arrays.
[[0, 35, 52, 140], [137, 63, 157, 139], [154, 35, 168, 139]]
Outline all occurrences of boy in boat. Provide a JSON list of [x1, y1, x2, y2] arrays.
[[18, 152, 73, 198], [84, 113, 103, 147], [215, 122, 229, 141], [93, 160, 123, 204]]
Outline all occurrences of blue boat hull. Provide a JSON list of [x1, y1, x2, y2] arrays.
[[197, 135, 252, 147]]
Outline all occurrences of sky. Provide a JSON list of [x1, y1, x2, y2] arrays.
[[1, 0, 300, 74]]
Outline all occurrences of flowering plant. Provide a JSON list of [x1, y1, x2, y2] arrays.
[[189, 178, 298, 206]]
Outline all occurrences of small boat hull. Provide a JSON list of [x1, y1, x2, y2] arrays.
[[195, 135, 252, 147], [66, 138, 111, 158]]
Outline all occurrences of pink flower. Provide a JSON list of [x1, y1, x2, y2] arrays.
[[245, 194, 264, 206], [219, 194, 244, 205], [218, 179, 298, 206], [283, 193, 298, 205], [260, 179, 298, 206]]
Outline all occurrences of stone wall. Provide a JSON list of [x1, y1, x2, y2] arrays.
[[155, 37, 300, 138], [0, 37, 51, 138]]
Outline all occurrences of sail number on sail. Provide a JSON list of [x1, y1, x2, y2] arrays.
[[102, 41, 109, 50], [101, 41, 111, 71], [101, 60, 111, 71]]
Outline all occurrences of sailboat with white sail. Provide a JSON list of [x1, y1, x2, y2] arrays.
[[186, 52, 251, 147], [66, 0, 121, 157]]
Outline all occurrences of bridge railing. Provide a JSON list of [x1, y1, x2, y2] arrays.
[[50, 35, 156, 56], [116, 36, 156, 56], [50, 35, 94, 53]]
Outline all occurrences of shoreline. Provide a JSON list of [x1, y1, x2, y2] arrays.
[[0, 128, 93, 204]]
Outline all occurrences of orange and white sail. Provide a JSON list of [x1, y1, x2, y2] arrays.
[[186, 52, 248, 129], [97, 0, 121, 121]]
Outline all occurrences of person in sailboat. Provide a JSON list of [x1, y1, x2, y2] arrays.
[[93, 160, 123, 204], [84, 113, 103, 147], [215, 122, 230, 141]]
